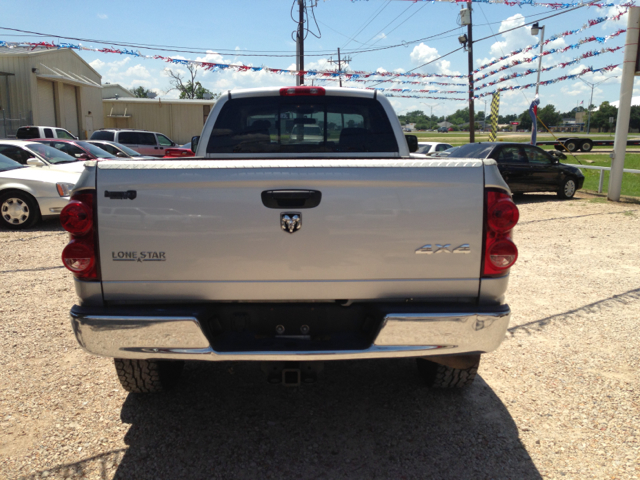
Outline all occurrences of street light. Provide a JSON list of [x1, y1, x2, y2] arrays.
[[530, 23, 545, 95], [578, 76, 618, 134]]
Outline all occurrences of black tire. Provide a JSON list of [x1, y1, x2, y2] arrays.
[[580, 140, 593, 152], [558, 177, 577, 199], [0, 191, 40, 230], [564, 140, 577, 152], [114, 359, 184, 393], [416, 357, 479, 388]]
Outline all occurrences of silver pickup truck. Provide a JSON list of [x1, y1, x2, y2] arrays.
[[62, 86, 519, 393]]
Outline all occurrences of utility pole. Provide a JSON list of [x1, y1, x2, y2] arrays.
[[420, 103, 440, 118], [327, 48, 352, 87], [296, 0, 305, 86], [578, 76, 618, 134], [609, 6, 640, 201], [531, 23, 546, 96], [467, 2, 475, 143]]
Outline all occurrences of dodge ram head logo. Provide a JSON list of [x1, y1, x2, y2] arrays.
[[281, 213, 301, 234]]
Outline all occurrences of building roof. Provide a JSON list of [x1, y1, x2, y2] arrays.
[[610, 96, 640, 108], [0, 48, 102, 79]]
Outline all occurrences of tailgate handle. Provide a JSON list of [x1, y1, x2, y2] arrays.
[[261, 190, 322, 209]]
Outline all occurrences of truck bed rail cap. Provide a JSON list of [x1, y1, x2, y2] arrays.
[[96, 159, 484, 169]]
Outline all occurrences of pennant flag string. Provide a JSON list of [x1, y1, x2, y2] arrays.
[[313, 77, 469, 87], [474, 63, 618, 98], [368, 63, 617, 101], [474, 46, 621, 90], [353, 0, 626, 8], [473, 22, 627, 75]]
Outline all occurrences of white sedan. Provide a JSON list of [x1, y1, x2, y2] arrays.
[[0, 153, 79, 230], [0, 140, 87, 174], [417, 142, 453, 155]]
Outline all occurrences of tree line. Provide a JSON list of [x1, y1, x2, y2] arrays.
[[399, 101, 639, 133]]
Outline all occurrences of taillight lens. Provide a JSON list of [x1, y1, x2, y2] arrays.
[[488, 239, 518, 269], [483, 189, 519, 277], [62, 241, 95, 273], [280, 86, 326, 96], [61, 191, 99, 280], [487, 198, 519, 233], [60, 200, 92, 236]]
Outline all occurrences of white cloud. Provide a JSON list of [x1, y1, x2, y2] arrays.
[[410, 43, 461, 76], [97, 13, 108, 20], [600, 5, 628, 30], [375, 33, 387, 40], [89, 59, 105, 70]]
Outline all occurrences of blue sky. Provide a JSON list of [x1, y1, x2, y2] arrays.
[[0, 0, 635, 117]]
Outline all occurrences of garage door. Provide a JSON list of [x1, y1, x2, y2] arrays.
[[37, 78, 56, 126], [63, 84, 79, 137]]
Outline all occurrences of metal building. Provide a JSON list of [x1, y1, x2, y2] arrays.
[[0, 49, 103, 139], [102, 97, 215, 145]]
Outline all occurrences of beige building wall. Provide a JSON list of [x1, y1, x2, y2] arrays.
[[103, 99, 214, 144], [0, 49, 104, 138]]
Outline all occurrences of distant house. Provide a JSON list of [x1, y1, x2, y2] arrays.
[[437, 121, 453, 128]]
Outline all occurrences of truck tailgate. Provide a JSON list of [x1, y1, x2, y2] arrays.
[[96, 159, 485, 302]]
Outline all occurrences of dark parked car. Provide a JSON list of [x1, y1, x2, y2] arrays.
[[85, 140, 155, 159], [451, 142, 584, 199], [33, 139, 116, 160]]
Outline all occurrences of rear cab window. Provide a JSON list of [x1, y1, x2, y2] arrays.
[[206, 96, 398, 155], [16, 127, 40, 139]]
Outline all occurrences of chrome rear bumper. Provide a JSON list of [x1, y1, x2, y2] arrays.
[[70, 305, 510, 361]]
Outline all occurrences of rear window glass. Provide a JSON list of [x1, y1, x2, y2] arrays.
[[90, 131, 115, 141], [206, 96, 398, 154], [16, 127, 40, 139], [118, 132, 138, 144], [451, 143, 495, 159]]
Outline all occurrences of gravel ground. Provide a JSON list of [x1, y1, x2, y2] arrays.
[[0, 192, 638, 480]]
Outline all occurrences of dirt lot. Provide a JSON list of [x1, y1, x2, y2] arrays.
[[0, 192, 638, 479]]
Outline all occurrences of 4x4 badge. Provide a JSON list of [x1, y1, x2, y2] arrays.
[[281, 213, 301, 234], [415, 244, 470, 254]]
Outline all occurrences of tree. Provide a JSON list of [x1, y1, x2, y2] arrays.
[[591, 101, 618, 132], [629, 106, 640, 130], [536, 104, 562, 129], [165, 63, 218, 100], [130, 86, 152, 98]]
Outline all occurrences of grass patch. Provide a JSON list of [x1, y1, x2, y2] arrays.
[[565, 154, 640, 197], [589, 197, 608, 203]]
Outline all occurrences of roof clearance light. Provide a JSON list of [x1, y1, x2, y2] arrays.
[[280, 87, 326, 96]]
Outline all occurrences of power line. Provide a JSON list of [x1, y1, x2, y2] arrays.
[[342, 0, 392, 49]]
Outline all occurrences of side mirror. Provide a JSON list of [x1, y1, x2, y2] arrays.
[[191, 136, 200, 154], [405, 135, 418, 153], [116, 151, 127, 158], [78, 153, 91, 160], [26, 158, 45, 167]]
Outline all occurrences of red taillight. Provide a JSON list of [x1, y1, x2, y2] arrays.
[[61, 191, 99, 280], [483, 189, 519, 277], [488, 239, 518, 269], [60, 200, 92, 236], [164, 148, 192, 158], [62, 240, 95, 273], [279, 86, 326, 96], [487, 197, 519, 233]]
